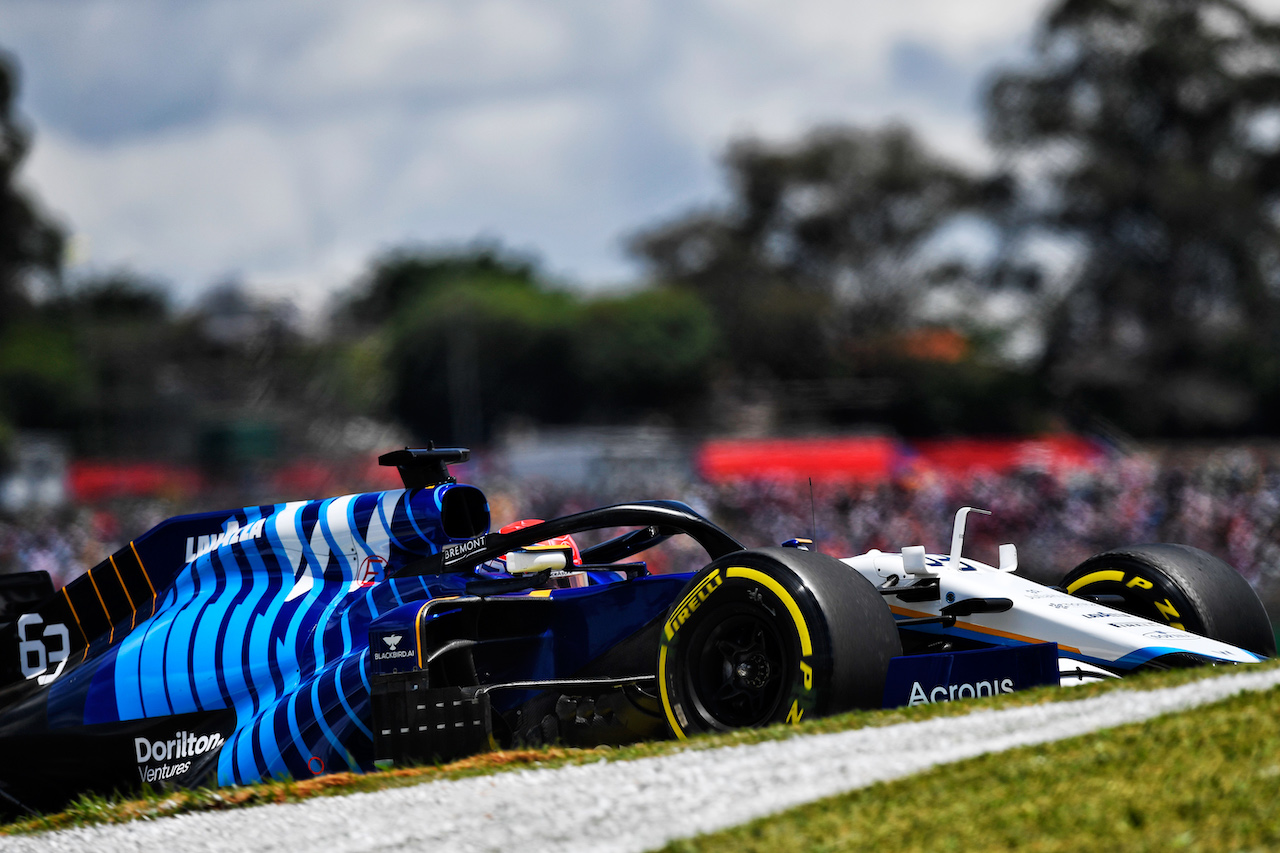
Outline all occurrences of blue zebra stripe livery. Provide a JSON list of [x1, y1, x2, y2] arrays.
[[47, 483, 485, 786]]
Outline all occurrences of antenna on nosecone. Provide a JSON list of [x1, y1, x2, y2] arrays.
[[809, 477, 817, 547]]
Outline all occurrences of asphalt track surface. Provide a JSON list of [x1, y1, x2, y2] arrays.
[[6, 667, 1280, 853]]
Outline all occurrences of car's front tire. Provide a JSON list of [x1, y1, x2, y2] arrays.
[[1062, 543, 1275, 658], [657, 547, 901, 738]]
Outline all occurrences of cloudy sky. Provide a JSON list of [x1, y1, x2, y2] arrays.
[[2, 0, 1060, 308]]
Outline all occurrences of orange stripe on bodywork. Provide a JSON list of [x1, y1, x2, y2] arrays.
[[415, 602, 430, 670], [62, 587, 90, 647], [889, 603, 1081, 654], [414, 596, 463, 669], [130, 541, 156, 598], [109, 555, 137, 629], [85, 570, 114, 643]]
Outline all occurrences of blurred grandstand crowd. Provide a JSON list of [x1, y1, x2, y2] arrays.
[[5, 444, 1280, 620]]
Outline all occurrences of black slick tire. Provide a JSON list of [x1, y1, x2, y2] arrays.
[[1062, 543, 1275, 658], [657, 547, 901, 738]]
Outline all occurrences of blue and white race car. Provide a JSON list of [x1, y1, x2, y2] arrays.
[[0, 447, 1269, 814]]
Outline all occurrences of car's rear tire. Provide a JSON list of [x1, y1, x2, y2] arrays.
[[657, 547, 901, 738], [1062, 544, 1275, 658]]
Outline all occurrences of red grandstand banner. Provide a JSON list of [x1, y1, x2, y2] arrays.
[[68, 457, 418, 504], [696, 436, 899, 483], [906, 436, 1104, 475], [270, 458, 404, 499], [696, 435, 1104, 483], [68, 461, 204, 502]]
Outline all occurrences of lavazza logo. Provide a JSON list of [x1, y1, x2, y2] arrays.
[[134, 730, 225, 783], [374, 633, 414, 661], [184, 519, 267, 563]]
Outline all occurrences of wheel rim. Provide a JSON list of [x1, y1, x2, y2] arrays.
[[688, 610, 789, 728]]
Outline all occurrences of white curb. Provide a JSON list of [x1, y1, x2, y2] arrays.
[[5, 666, 1280, 853]]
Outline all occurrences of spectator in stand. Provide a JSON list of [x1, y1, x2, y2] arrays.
[[4, 448, 1280, 621]]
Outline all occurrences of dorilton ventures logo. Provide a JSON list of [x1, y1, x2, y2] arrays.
[[134, 730, 226, 783]]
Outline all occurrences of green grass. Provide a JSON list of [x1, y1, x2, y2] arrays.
[[661, 677, 1280, 853], [4, 660, 1277, 836]]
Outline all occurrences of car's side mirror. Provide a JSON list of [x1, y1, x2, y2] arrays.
[[902, 545, 931, 576]]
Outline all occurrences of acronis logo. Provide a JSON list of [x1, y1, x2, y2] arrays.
[[907, 678, 1015, 705]]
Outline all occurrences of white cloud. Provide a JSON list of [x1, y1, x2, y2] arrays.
[[261, 2, 579, 107], [5, 0, 1053, 307], [652, 0, 1043, 158]]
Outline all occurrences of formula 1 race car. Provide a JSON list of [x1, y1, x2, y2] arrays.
[[0, 447, 1271, 814]]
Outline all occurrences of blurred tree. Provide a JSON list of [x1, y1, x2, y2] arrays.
[[0, 50, 68, 456], [574, 288, 719, 419], [338, 245, 550, 443], [630, 126, 988, 385], [0, 50, 62, 328], [58, 274, 169, 322], [338, 242, 539, 326], [370, 246, 720, 443], [986, 0, 1280, 434], [387, 276, 581, 445], [0, 322, 84, 432], [52, 275, 178, 458]]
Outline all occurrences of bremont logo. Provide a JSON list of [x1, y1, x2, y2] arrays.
[[443, 536, 488, 561]]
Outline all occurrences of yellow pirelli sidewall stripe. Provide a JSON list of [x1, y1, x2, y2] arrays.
[[663, 569, 724, 641], [660, 565, 815, 739], [660, 572, 721, 739], [658, 644, 684, 738], [726, 567, 813, 657], [1065, 569, 1125, 594], [1064, 570, 1183, 628], [674, 570, 721, 617]]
